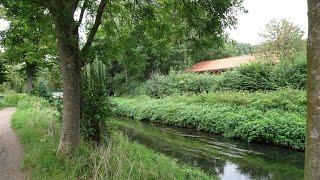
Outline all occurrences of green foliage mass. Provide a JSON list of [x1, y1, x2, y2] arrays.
[[146, 71, 218, 98], [34, 63, 62, 92], [220, 56, 306, 91], [1, 0, 246, 96], [0, 1, 56, 66], [0, 61, 6, 84], [4, 94, 213, 179], [255, 19, 306, 61], [143, 56, 306, 97], [81, 60, 111, 143], [90, 0, 245, 90], [0, 93, 29, 107], [0, 64, 25, 93], [0, 1, 58, 94], [112, 89, 306, 150]]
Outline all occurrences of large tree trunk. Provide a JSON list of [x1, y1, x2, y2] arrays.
[[146, 58, 154, 79], [305, 0, 320, 179], [26, 62, 36, 93], [57, 48, 81, 155], [47, 0, 106, 155], [53, 12, 82, 156]]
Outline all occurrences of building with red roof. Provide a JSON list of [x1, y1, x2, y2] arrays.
[[186, 55, 256, 74]]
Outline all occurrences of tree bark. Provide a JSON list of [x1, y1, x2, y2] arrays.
[[57, 55, 82, 155], [26, 62, 36, 93], [146, 58, 153, 79], [53, 10, 82, 155], [57, 48, 81, 155], [305, 0, 320, 179], [46, 0, 107, 155]]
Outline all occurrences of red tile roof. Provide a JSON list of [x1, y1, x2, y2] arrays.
[[186, 55, 256, 73]]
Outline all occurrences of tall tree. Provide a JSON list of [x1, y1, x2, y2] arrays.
[[45, 1, 107, 155], [256, 19, 305, 62], [92, 0, 245, 81], [305, 0, 320, 179], [1, 3, 56, 93], [2, 0, 243, 155]]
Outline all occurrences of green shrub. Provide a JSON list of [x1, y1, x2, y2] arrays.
[[2, 93, 28, 106], [142, 57, 306, 98], [220, 58, 306, 91], [271, 58, 307, 89], [32, 82, 52, 100], [220, 62, 277, 91], [174, 89, 306, 113], [234, 115, 305, 149], [145, 71, 218, 98], [82, 60, 111, 143], [112, 89, 306, 150]]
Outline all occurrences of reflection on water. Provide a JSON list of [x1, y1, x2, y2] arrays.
[[222, 163, 250, 180], [110, 119, 304, 180]]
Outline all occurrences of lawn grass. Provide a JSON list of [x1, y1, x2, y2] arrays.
[[10, 95, 213, 179]]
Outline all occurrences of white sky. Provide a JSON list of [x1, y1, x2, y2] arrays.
[[0, 19, 9, 31], [228, 0, 308, 45], [0, 0, 309, 45]]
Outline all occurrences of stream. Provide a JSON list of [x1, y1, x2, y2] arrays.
[[110, 119, 304, 180]]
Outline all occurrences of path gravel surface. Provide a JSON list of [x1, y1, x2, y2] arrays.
[[0, 108, 24, 180]]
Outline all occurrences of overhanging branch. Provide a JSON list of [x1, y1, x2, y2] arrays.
[[80, 0, 107, 57], [77, 0, 88, 28]]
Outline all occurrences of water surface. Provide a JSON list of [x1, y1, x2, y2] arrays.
[[110, 119, 304, 180]]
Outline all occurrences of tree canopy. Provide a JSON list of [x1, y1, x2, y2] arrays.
[[0, 2, 57, 92], [255, 19, 306, 62], [0, 0, 245, 154]]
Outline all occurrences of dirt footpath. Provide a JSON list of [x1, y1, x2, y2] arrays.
[[0, 108, 25, 180]]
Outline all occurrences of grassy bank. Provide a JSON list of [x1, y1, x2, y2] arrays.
[[7, 95, 212, 179], [0, 93, 25, 109], [112, 89, 306, 150]]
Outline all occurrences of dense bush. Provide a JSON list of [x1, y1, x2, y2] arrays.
[[220, 58, 307, 91], [112, 89, 306, 150], [143, 57, 306, 97], [82, 60, 111, 143], [145, 71, 218, 98], [0, 62, 6, 84], [32, 82, 52, 100], [1, 93, 28, 106], [271, 57, 307, 89], [219, 62, 277, 91]]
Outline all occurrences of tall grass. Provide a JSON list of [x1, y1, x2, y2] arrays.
[[9, 94, 213, 179]]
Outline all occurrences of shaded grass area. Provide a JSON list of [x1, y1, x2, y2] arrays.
[[10, 95, 213, 179], [112, 89, 306, 150]]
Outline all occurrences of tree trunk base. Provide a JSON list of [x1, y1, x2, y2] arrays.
[[57, 140, 74, 156]]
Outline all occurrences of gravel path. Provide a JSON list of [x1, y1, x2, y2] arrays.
[[0, 108, 25, 180]]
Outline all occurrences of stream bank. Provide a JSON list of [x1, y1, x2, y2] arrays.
[[110, 118, 304, 180]]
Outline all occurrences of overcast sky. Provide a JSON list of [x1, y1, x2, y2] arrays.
[[0, 19, 9, 31], [0, 0, 308, 45], [228, 0, 308, 44]]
